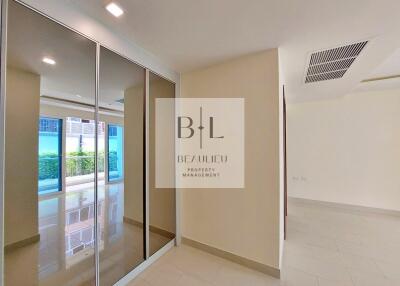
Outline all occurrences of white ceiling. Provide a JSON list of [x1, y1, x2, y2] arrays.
[[366, 48, 400, 78], [66, 0, 400, 102], [353, 48, 400, 93]]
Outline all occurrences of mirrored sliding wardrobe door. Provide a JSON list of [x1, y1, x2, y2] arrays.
[[4, 1, 96, 285], [149, 72, 176, 256], [98, 46, 145, 285]]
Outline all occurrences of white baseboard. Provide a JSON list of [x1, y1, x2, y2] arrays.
[[182, 237, 280, 278], [288, 197, 400, 217]]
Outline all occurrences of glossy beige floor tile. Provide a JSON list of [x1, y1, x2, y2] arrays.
[[128, 199, 400, 286], [6, 193, 400, 286], [5, 183, 172, 286], [131, 245, 283, 286]]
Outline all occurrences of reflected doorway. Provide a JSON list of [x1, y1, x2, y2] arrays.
[[65, 117, 105, 192]]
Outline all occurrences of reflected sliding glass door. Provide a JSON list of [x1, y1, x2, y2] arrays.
[[108, 124, 124, 182], [38, 116, 62, 194], [65, 117, 105, 191]]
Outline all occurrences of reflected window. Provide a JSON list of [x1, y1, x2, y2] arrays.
[[68, 210, 79, 225], [80, 206, 89, 221], [108, 124, 124, 181], [38, 117, 62, 194]]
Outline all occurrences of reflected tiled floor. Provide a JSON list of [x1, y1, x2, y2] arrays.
[[5, 183, 171, 286], [128, 199, 400, 286]]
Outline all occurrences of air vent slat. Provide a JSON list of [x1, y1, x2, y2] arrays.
[[305, 41, 368, 83], [306, 58, 355, 76], [305, 70, 347, 83]]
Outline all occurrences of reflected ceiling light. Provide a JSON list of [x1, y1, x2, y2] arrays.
[[76, 94, 82, 98], [106, 2, 124, 17], [42, 57, 56, 65]]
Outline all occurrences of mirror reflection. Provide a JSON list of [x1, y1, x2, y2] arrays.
[[149, 72, 176, 256], [4, 1, 177, 285], [4, 1, 96, 285], [98, 47, 145, 285]]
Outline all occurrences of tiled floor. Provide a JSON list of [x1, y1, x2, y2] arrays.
[[128, 199, 400, 286]]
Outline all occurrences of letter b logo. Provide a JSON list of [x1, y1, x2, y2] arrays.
[[177, 117, 194, 138]]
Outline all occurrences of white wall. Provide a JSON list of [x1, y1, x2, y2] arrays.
[[287, 89, 400, 211]]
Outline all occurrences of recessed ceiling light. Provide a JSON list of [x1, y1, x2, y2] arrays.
[[42, 57, 56, 65], [106, 2, 124, 17]]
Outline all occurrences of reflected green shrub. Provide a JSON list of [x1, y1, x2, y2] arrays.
[[108, 151, 118, 172], [39, 151, 106, 178], [38, 152, 59, 180]]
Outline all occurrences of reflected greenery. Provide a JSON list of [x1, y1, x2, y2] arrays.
[[38, 153, 60, 180], [38, 151, 113, 179]]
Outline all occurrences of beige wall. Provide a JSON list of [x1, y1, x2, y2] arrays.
[[5, 67, 40, 246], [180, 50, 282, 269], [287, 89, 400, 211], [124, 85, 144, 223]]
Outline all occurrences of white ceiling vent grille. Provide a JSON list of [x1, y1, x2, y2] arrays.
[[305, 41, 368, 83]]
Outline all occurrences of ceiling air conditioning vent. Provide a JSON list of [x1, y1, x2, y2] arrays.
[[305, 41, 368, 83]]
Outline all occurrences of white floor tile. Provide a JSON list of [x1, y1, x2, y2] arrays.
[[127, 200, 400, 286]]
